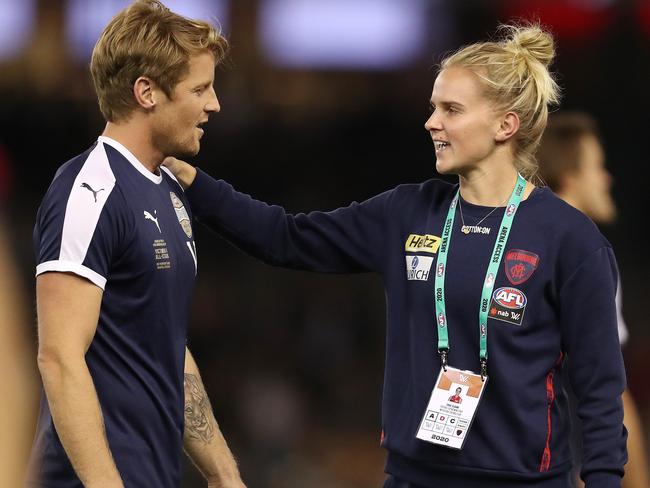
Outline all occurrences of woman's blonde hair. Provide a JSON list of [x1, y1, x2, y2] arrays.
[[440, 23, 561, 182], [91, 0, 228, 123]]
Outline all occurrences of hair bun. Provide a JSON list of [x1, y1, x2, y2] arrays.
[[501, 24, 555, 68], [439, 22, 560, 183]]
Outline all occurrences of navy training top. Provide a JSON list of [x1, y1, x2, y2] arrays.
[[186, 169, 627, 488], [28, 137, 197, 487]]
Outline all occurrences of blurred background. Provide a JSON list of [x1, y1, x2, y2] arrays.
[[1, 0, 649, 486]]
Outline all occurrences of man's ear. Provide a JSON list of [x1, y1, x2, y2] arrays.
[[495, 111, 520, 142], [133, 77, 157, 110]]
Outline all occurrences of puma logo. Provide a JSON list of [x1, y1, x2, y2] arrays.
[[144, 210, 161, 233], [80, 183, 105, 202]]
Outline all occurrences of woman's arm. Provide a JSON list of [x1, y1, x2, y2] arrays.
[[560, 246, 627, 488], [164, 158, 390, 274]]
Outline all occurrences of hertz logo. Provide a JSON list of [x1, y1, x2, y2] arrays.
[[404, 234, 442, 254]]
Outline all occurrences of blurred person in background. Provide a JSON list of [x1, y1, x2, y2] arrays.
[[0, 173, 39, 486], [26, 1, 244, 487], [538, 111, 650, 488], [166, 24, 626, 487]]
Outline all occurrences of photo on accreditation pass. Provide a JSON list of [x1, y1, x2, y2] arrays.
[[416, 367, 487, 450]]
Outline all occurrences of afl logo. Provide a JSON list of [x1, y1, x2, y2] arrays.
[[438, 313, 446, 327], [437, 263, 445, 277], [411, 256, 419, 269], [506, 203, 517, 216], [493, 287, 527, 309]]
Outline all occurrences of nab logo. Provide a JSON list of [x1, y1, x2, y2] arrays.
[[459, 373, 468, 383], [494, 287, 527, 309]]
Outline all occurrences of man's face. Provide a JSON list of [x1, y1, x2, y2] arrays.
[[571, 134, 617, 224], [152, 51, 219, 158]]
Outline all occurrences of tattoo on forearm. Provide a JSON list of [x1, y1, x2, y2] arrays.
[[184, 373, 215, 443]]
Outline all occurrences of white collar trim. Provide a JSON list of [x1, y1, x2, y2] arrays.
[[97, 136, 163, 184]]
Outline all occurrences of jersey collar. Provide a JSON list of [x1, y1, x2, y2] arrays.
[[97, 136, 163, 185]]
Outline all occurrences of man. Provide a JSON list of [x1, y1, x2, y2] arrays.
[[27, 2, 245, 486], [538, 111, 649, 488]]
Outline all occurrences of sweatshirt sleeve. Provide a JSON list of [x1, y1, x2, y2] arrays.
[[559, 246, 627, 487], [185, 168, 389, 273]]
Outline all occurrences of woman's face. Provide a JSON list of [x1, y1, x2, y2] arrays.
[[425, 66, 503, 176]]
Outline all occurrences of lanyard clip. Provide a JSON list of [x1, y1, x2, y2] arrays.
[[480, 358, 488, 382], [439, 349, 449, 372]]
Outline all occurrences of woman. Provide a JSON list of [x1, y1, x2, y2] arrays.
[[165, 24, 626, 487]]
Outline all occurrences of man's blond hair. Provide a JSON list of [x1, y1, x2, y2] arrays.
[[90, 0, 228, 122]]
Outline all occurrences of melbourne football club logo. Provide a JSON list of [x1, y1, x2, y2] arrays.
[[169, 192, 192, 238], [504, 249, 539, 285]]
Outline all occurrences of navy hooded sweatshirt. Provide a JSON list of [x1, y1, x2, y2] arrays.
[[186, 170, 626, 487]]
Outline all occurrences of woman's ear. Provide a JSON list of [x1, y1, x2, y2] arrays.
[[495, 111, 520, 142]]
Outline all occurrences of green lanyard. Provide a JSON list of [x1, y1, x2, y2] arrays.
[[434, 174, 526, 379]]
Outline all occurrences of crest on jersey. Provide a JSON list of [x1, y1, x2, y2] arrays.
[[504, 249, 539, 285], [169, 192, 192, 238], [488, 287, 527, 326]]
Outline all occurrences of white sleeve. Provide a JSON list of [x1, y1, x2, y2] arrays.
[[35, 144, 119, 290]]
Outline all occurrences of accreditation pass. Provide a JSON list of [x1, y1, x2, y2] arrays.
[[416, 366, 487, 450]]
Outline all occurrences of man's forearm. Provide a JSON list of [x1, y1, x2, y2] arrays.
[[184, 350, 244, 487], [39, 354, 123, 487]]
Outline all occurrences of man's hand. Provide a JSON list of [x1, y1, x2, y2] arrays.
[[163, 157, 197, 190]]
